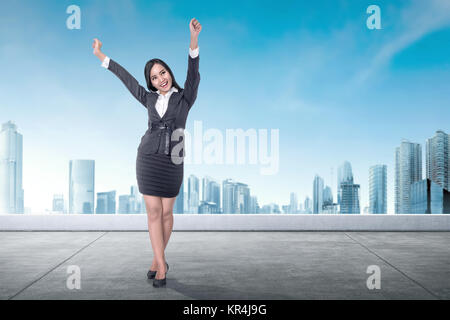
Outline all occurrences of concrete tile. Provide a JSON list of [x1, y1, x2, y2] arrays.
[[1, 232, 446, 300]]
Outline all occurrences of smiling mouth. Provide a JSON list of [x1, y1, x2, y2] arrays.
[[161, 81, 168, 88]]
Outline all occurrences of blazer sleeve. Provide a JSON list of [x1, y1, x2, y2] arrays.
[[107, 58, 149, 108], [183, 54, 200, 109]]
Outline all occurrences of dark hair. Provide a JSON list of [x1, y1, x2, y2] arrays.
[[144, 58, 182, 92]]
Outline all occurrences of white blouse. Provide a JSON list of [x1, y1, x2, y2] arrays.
[[101, 47, 199, 118]]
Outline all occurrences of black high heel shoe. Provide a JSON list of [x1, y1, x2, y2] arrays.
[[147, 261, 169, 280], [153, 273, 166, 287]]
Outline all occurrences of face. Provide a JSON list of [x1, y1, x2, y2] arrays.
[[150, 63, 172, 94]]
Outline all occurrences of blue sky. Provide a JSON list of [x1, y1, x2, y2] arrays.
[[1, 0, 449, 213]]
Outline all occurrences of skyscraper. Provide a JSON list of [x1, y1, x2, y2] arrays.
[[0, 121, 24, 214], [322, 186, 337, 213], [129, 185, 141, 213], [426, 130, 449, 191], [304, 196, 312, 214], [323, 186, 333, 206], [289, 192, 298, 214], [188, 174, 199, 213], [250, 195, 259, 214], [410, 179, 450, 214], [395, 140, 422, 213], [69, 160, 95, 214], [313, 175, 324, 214], [96, 191, 116, 214], [235, 182, 250, 214], [340, 181, 360, 214], [118, 195, 131, 214], [202, 176, 221, 213], [337, 161, 353, 205], [174, 181, 184, 214], [222, 179, 236, 214], [369, 165, 387, 214]]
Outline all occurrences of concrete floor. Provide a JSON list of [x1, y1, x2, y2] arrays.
[[1, 231, 449, 300]]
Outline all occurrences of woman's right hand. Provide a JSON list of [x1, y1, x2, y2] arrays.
[[92, 38, 102, 56]]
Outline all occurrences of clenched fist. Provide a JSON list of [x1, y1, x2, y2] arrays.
[[92, 38, 102, 55], [189, 18, 202, 37]]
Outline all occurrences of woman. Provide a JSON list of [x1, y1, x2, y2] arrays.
[[92, 18, 202, 288]]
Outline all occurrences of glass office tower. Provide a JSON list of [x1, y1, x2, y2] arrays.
[[69, 160, 95, 214], [188, 174, 199, 213], [337, 161, 353, 205], [395, 140, 422, 214], [410, 179, 444, 214], [202, 176, 221, 213], [174, 181, 184, 214], [369, 165, 387, 214], [426, 130, 449, 191], [0, 121, 24, 214], [222, 179, 236, 214], [96, 191, 116, 214], [313, 175, 324, 214], [340, 181, 361, 214]]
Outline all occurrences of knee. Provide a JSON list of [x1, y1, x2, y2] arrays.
[[147, 206, 163, 221], [162, 208, 173, 219]]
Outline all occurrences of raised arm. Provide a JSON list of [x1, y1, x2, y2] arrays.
[[183, 19, 202, 108], [92, 38, 149, 107]]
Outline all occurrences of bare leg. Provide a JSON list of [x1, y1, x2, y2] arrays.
[[161, 196, 176, 248], [144, 195, 166, 279], [150, 196, 176, 271]]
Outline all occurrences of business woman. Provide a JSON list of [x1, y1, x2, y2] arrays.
[[92, 18, 201, 287]]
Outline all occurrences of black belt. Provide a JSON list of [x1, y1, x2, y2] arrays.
[[150, 122, 173, 155]]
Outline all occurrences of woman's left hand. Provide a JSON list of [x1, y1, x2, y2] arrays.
[[189, 18, 202, 37]]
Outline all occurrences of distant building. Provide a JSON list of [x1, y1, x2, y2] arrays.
[[395, 140, 422, 213], [0, 121, 24, 214], [235, 182, 250, 214], [304, 196, 312, 214], [322, 204, 338, 214], [369, 165, 387, 214], [174, 181, 184, 214], [410, 179, 450, 214], [289, 192, 298, 214], [69, 160, 95, 214], [340, 181, 360, 214], [260, 203, 281, 214], [52, 194, 65, 213], [202, 176, 220, 213], [313, 175, 324, 214], [118, 195, 131, 214], [337, 161, 353, 205], [249, 196, 259, 214], [188, 175, 199, 213], [323, 186, 333, 206], [96, 191, 116, 214], [426, 130, 449, 191], [129, 186, 141, 214], [199, 201, 218, 213], [222, 179, 236, 214]]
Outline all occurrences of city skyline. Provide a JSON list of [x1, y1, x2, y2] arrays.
[[3, 119, 449, 214], [1, 1, 450, 213]]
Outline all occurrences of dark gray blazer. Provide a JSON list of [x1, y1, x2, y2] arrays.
[[106, 54, 200, 156]]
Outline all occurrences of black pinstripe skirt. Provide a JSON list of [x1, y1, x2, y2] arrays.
[[136, 152, 184, 198]]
